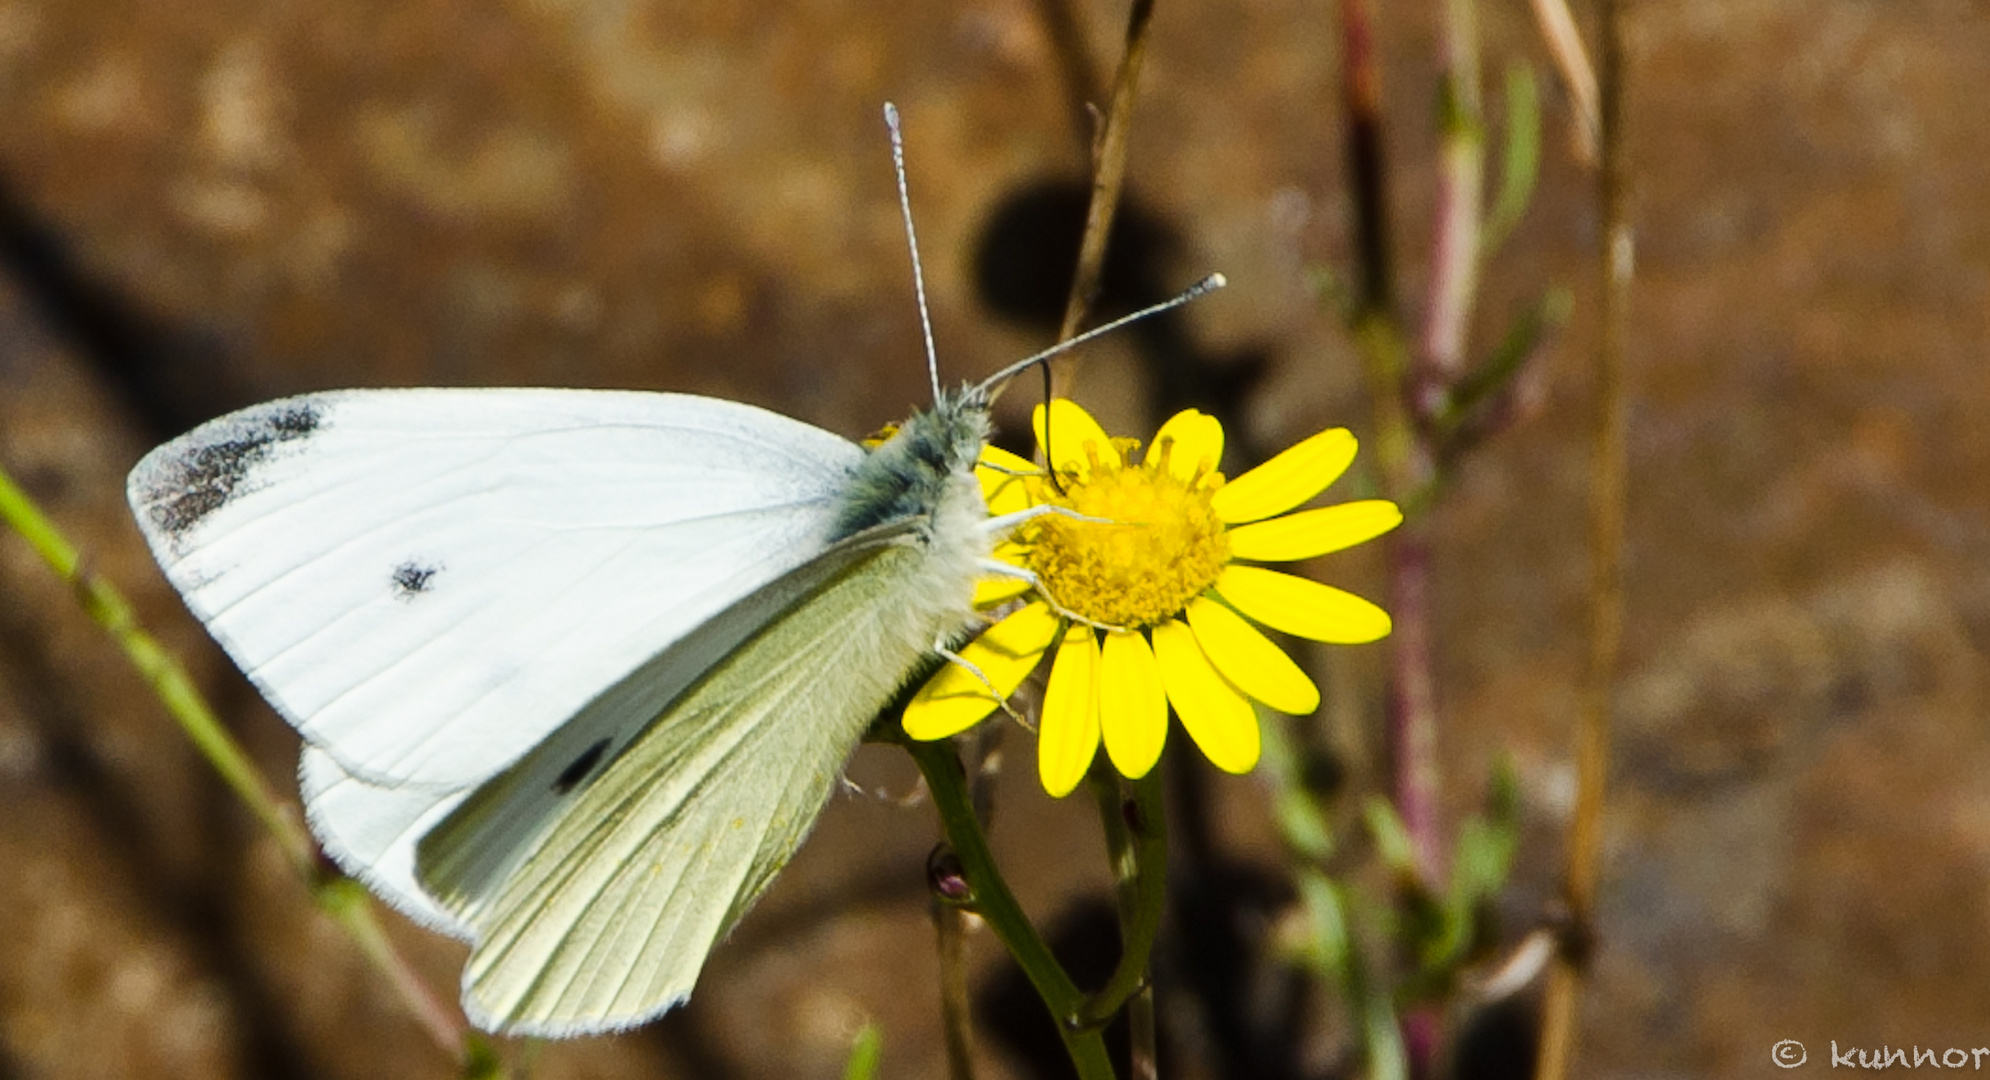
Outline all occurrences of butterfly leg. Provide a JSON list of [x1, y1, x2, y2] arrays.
[[977, 502, 1112, 538], [931, 640, 1027, 724], [973, 557, 1131, 635]]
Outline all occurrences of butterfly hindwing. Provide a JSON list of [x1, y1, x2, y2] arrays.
[[405, 522, 910, 928], [298, 746, 472, 937], [420, 534, 979, 1035]]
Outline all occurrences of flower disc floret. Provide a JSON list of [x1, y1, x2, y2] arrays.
[[1023, 451, 1228, 630]]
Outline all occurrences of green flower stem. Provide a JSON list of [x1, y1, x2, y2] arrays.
[[1080, 767, 1167, 1028], [0, 463, 483, 1069], [1084, 766, 1167, 1079], [903, 738, 1117, 1080]]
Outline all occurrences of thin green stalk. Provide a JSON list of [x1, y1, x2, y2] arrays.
[[316, 877, 490, 1069], [0, 466, 313, 867], [0, 462, 481, 1069], [904, 738, 1118, 1080], [1080, 767, 1168, 1025], [1082, 767, 1168, 1078]]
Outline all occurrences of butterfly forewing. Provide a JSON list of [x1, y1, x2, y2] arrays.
[[127, 389, 864, 790]]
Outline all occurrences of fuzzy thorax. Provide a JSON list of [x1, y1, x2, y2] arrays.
[[831, 386, 993, 543]]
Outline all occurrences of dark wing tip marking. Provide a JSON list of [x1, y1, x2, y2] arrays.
[[139, 401, 324, 539], [390, 559, 442, 599], [551, 737, 613, 796]]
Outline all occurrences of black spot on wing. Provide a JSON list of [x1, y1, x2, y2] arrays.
[[551, 738, 613, 796], [140, 401, 323, 538], [390, 560, 441, 599]]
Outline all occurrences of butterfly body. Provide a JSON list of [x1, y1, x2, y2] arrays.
[[129, 384, 1000, 1033]]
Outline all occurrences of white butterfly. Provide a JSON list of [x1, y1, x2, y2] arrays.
[[124, 103, 1222, 1036], [128, 381, 1008, 1034]]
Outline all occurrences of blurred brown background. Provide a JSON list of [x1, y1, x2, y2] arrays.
[[1, 0, 1986, 1077]]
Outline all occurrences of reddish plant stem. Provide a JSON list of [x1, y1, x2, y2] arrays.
[[1419, 0, 1484, 388], [1337, 6, 1447, 1073], [1338, 0, 1394, 315], [1385, 527, 1443, 882]]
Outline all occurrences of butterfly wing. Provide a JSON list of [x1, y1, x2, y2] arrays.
[[298, 746, 472, 936], [127, 388, 864, 790], [398, 520, 907, 931], [418, 531, 980, 1035]]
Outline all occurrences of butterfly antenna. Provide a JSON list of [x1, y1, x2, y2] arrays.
[[978, 272, 1229, 396], [1039, 358, 1068, 495], [884, 103, 942, 403]]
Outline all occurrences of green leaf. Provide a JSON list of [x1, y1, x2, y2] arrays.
[[1260, 710, 1336, 861], [842, 1022, 884, 1080], [1483, 62, 1542, 254], [1362, 796, 1418, 877], [1438, 285, 1572, 440], [1450, 764, 1521, 907], [1297, 870, 1351, 980]]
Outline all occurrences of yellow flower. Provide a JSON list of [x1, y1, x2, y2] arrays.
[[903, 400, 1401, 797]]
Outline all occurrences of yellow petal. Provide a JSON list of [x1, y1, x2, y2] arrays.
[[1210, 428, 1359, 524], [1150, 409, 1223, 482], [1225, 500, 1402, 562], [976, 443, 1038, 516], [1152, 619, 1260, 774], [973, 540, 1035, 607], [972, 575, 1033, 608], [1214, 565, 1392, 644], [1099, 630, 1167, 778], [902, 602, 1059, 739], [1037, 629, 1101, 797], [1032, 398, 1116, 479], [1185, 596, 1320, 714]]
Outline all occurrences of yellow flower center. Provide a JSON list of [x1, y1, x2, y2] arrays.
[[1022, 437, 1229, 629]]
